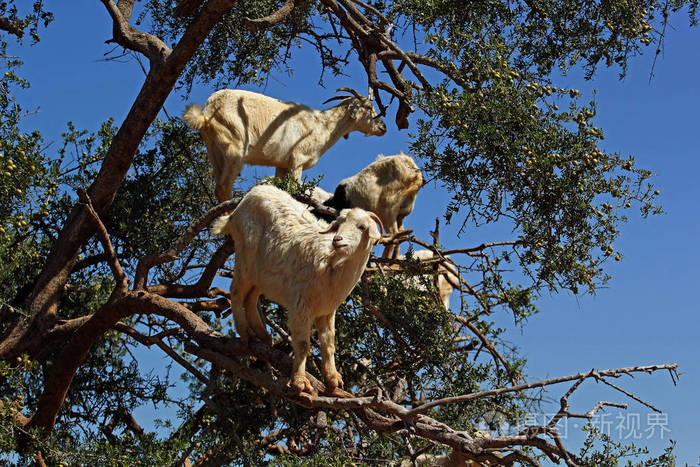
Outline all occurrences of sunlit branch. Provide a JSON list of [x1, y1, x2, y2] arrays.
[[100, 0, 171, 64], [406, 364, 678, 417]]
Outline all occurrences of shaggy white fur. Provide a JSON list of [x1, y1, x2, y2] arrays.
[[211, 184, 383, 394]]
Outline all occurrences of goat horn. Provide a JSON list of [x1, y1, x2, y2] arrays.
[[335, 87, 364, 99], [367, 212, 384, 236], [322, 95, 351, 105]]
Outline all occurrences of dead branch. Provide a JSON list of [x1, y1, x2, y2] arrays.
[[597, 376, 664, 413], [406, 364, 678, 417]]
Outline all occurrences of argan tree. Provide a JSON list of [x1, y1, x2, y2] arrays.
[[0, 0, 693, 464]]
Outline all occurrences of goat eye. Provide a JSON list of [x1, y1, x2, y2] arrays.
[[357, 224, 367, 231]]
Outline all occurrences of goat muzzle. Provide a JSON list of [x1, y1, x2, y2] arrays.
[[332, 235, 348, 249]]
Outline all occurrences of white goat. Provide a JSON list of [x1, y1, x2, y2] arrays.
[[308, 186, 334, 205], [184, 88, 387, 203], [401, 249, 459, 310], [322, 153, 423, 258], [211, 184, 383, 394]]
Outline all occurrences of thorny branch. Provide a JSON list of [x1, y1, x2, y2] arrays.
[[407, 364, 678, 417]]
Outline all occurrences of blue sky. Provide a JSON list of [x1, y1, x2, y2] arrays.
[[7, 1, 700, 463]]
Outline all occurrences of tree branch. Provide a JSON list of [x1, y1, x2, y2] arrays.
[[100, 0, 171, 64], [135, 198, 240, 291], [77, 188, 129, 297], [0, 0, 241, 363], [115, 322, 209, 384], [244, 0, 301, 32], [406, 364, 678, 417]]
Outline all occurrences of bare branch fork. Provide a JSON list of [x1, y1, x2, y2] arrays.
[[406, 364, 679, 417], [134, 196, 241, 291]]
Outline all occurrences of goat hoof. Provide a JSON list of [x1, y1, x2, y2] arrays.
[[324, 372, 344, 394], [288, 375, 314, 395]]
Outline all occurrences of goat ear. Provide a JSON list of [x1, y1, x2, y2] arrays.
[[367, 212, 384, 236], [319, 219, 339, 234]]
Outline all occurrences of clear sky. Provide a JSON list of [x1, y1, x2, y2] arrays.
[[7, 1, 700, 464]]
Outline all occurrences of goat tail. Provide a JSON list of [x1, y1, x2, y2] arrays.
[[183, 104, 208, 131], [210, 213, 234, 237]]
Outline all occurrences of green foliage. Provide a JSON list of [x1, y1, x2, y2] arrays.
[[412, 75, 661, 297], [0, 0, 692, 464], [104, 118, 215, 276], [0, 49, 216, 462], [146, 0, 311, 91], [0, 40, 68, 320], [0, 1, 53, 42], [579, 425, 676, 466]]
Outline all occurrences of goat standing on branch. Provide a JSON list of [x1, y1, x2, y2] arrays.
[[184, 88, 387, 203], [211, 184, 383, 394], [322, 153, 423, 258]]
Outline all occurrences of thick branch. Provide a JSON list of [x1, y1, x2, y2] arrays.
[[116, 0, 137, 20], [188, 343, 577, 463], [244, 0, 301, 32], [0, 0, 241, 362], [174, 0, 204, 18]]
